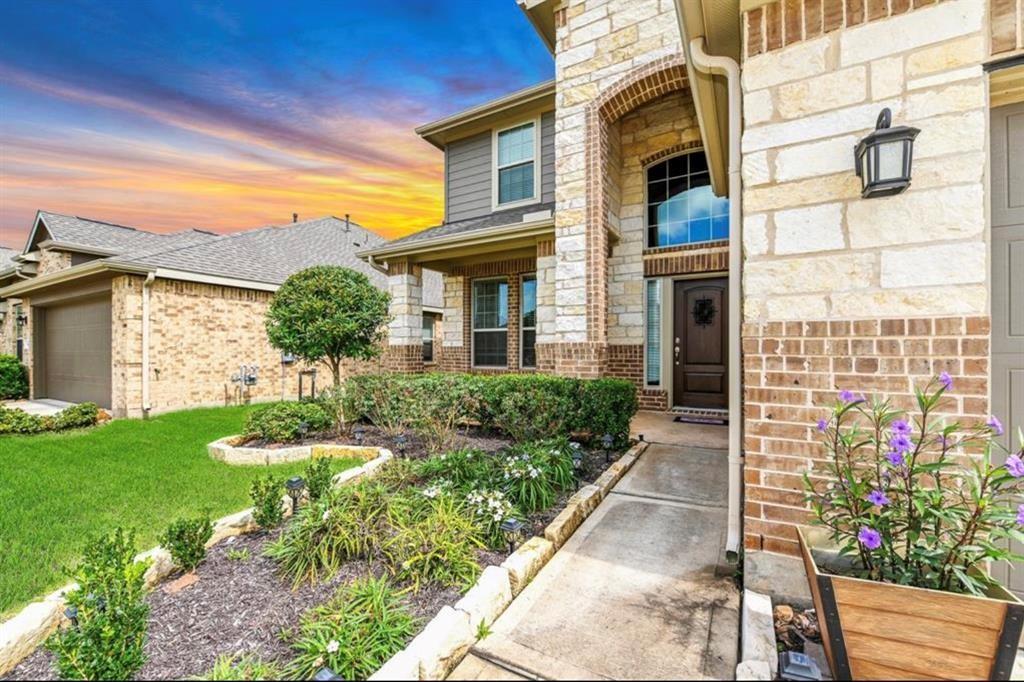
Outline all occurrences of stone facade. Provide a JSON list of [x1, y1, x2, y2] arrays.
[[739, 0, 991, 574], [35, 249, 72, 277]]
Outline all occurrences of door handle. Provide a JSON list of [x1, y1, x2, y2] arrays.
[[674, 345, 680, 364]]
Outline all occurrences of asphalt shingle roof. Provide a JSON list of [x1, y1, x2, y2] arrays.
[[35, 211, 218, 255], [381, 201, 555, 249]]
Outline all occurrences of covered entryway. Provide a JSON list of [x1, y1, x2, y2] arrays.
[[34, 296, 112, 408]]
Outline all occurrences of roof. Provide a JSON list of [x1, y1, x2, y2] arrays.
[[375, 201, 556, 250], [8, 212, 443, 309], [415, 80, 555, 149]]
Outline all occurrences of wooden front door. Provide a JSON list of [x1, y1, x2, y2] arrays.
[[672, 278, 728, 409]]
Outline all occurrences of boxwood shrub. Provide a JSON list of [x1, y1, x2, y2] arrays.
[[0, 354, 28, 400], [0, 401, 100, 435], [244, 401, 332, 442]]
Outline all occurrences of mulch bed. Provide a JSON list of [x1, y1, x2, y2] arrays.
[[4, 436, 626, 681]]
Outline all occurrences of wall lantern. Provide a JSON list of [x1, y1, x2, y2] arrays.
[[854, 108, 919, 199], [15, 312, 28, 329]]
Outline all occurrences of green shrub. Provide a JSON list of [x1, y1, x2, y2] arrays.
[[383, 493, 483, 591], [464, 488, 517, 549], [416, 448, 498, 492], [286, 576, 417, 681], [46, 528, 151, 681], [249, 474, 285, 528], [0, 354, 28, 399], [492, 380, 576, 442], [344, 373, 416, 436], [266, 482, 391, 587], [500, 440, 575, 513], [407, 374, 480, 454], [577, 378, 637, 446], [0, 406, 46, 434], [197, 654, 282, 681], [477, 374, 578, 431], [53, 402, 100, 431], [304, 457, 334, 503], [159, 513, 214, 572], [244, 401, 332, 442]]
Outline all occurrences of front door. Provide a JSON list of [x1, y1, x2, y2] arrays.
[[672, 278, 728, 409], [991, 101, 1024, 596]]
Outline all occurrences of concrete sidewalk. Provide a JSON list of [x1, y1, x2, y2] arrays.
[[450, 441, 739, 680]]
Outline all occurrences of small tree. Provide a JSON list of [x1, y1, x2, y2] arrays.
[[266, 266, 390, 386]]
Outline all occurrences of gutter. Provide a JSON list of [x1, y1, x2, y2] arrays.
[[141, 272, 155, 416], [357, 215, 555, 263], [688, 36, 744, 560]]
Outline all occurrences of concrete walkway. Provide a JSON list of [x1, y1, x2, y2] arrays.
[[450, 430, 739, 680], [3, 399, 74, 416]]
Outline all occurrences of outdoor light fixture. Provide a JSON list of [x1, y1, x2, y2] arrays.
[[395, 433, 407, 456], [353, 426, 366, 446], [64, 605, 78, 628], [286, 476, 305, 511], [601, 433, 615, 463], [313, 667, 342, 681], [297, 421, 309, 439], [15, 312, 27, 329], [854, 107, 919, 199], [779, 651, 822, 681], [569, 442, 584, 490], [499, 518, 525, 554]]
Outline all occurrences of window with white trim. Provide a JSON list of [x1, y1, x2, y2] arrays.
[[646, 151, 729, 248], [521, 274, 537, 368], [495, 122, 536, 206], [472, 279, 508, 367]]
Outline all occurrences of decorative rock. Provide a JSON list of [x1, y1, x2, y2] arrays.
[[0, 600, 63, 676], [744, 590, 779, 677], [359, 449, 393, 476], [501, 537, 555, 596], [405, 606, 475, 680], [453, 566, 513, 629], [736, 660, 772, 681], [312, 444, 380, 461], [137, 547, 174, 588], [369, 649, 421, 681], [332, 467, 365, 487], [208, 508, 257, 546]]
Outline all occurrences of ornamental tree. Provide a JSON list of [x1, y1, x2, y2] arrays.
[[265, 266, 390, 386]]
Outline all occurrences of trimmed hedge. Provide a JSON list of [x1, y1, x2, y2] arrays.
[[0, 401, 101, 435], [244, 401, 332, 442], [0, 354, 28, 400], [341, 372, 637, 443]]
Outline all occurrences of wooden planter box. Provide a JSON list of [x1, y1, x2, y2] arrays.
[[798, 527, 1024, 680]]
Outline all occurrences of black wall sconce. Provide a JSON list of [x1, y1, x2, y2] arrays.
[[854, 108, 919, 199], [15, 312, 28, 328]]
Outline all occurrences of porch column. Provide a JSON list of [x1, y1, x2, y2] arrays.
[[439, 273, 469, 372], [534, 238, 558, 372], [385, 260, 424, 373]]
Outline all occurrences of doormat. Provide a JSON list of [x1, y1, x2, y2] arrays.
[[674, 415, 728, 426]]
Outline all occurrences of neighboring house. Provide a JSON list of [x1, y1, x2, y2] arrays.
[[0, 211, 443, 417], [361, 0, 1024, 601]]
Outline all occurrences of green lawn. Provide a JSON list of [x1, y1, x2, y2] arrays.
[[0, 405, 361, 616]]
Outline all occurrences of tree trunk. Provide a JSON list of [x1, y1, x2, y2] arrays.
[[329, 358, 342, 387]]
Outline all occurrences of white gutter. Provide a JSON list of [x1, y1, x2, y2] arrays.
[[142, 272, 155, 415], [689, 36, 744, 559]]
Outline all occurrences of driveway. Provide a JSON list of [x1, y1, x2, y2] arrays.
[[450, 436, 739, 680]]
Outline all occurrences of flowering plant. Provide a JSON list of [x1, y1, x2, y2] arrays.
[[805, 374, 1024, 596], [465, 488, 516, 548]]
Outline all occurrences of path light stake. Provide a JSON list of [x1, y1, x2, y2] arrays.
[[602, 433, 615, 463], [395, 432, 407, 457], [353, 426, 365, 446], [569, 442, 584, 490], [500, 518, 525, 554], [63, 605, 78, 629], [296, 421, 309, 440], [286, 476, 305, 512]]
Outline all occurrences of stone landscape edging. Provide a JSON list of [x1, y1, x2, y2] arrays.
[[208, 434, 381, 466], [0, 447, 393, 677], [369, 440, 650, 681]]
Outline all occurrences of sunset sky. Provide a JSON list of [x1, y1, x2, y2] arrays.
[[0, 0, 553, 248]]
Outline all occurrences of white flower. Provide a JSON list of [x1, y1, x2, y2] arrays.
[[326, 640, 340, 654], [322, 509, 331, 521]]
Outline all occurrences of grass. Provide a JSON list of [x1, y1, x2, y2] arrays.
[[0, 405, 362, 616]]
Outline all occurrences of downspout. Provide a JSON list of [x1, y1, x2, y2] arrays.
[[142, 272, 155, 416], [688, 37, 744, 559]]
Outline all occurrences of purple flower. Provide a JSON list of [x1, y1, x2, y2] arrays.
[[858, 526, 882, 550], [1006, 454, 1024, 478], [889, 434, 913, 454], [866, 489, 890, 507], [816, 419, 828, 433], [891, 419, 912, 436], [886, 450, 905, 467], [839, 390, 857, 403], [988, 415, 1004, 436], [1017, 504, 1024, 527], [939, 371, 953, 391]]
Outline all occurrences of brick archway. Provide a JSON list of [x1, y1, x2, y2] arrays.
[[582, 55, 689, 346]]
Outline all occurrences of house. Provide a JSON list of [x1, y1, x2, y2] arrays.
[[0, 211, 443, 417], [360, 0, 1024, 602]]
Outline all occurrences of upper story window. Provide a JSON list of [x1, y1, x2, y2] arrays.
[[495, 121, 538, 208], [646, 151, 729, 248]]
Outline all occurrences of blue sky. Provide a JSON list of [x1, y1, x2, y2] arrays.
[[0, 0, 553, 246]]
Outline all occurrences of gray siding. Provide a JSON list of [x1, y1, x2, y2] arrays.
[[444, 110, 556, 223]]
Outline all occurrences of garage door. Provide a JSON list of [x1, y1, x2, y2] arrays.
[[40, 297, 112, 408]]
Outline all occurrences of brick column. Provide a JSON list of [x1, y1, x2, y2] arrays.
[[385, 261, 424, 373]]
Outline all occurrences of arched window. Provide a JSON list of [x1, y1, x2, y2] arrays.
[[645, 151, 729, 248]]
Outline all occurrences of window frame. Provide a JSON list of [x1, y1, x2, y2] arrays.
[[422, 314, 436, 364], [643, 148, 728, 249], [491, 117, 541, 211], [470, 276, 510, 369], [519, 273, 537, 369], [644, 278, 662, 387]]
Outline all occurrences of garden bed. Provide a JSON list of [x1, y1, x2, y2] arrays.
[[3, 440, 633, 681]]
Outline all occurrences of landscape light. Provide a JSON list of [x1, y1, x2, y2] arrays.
[[286, 476, 305, 511], [353, 426, 366, 446], [499, 518, 525, 554], [602, 433, 614, 462], [395, 433, 407, 456]]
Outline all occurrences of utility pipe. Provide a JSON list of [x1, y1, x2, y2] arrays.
[[688, 37, 744, 558], [141, 272, 155, 416]]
